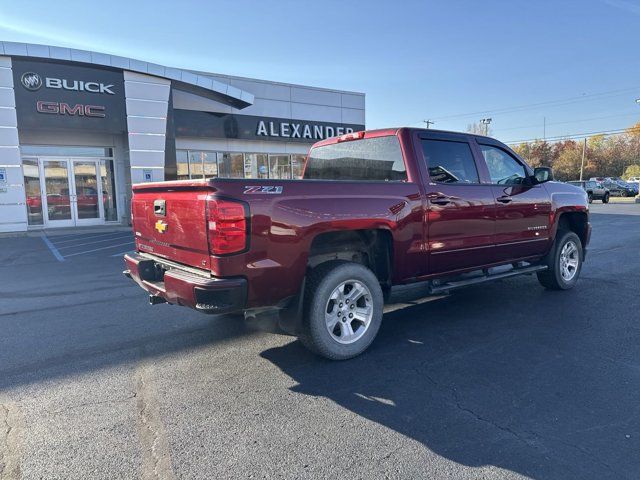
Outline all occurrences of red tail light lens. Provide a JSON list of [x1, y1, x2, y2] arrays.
[[206, 198, 248, 255]]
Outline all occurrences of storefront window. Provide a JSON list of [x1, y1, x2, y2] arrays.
[[243, 153, 269, 179], [219, 153, 244, 178], [269, 155, 292, 179], [203, 152, 218, 178], [176, 150, 189, 180], [188, 151, 204, 179], [177, 150, 305, 180], [291, 154, 307, 179], [22, 158, 43, 225]]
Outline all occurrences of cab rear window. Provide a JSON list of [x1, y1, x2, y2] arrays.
[[304, 136, 407, 181]]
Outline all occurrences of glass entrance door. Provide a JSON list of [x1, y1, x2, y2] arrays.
[[72, 161, 102, 226], [41, 159, 75, 227], [39, 158, 105, 227]]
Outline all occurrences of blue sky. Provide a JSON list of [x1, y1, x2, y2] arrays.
[[1, 0, 639, 143]]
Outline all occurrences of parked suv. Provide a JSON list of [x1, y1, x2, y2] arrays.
[[591, 177, 635, 197], [124, 128, 591, 360], [568, 180, 609, 203]]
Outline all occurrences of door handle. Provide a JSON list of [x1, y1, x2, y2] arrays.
[[429, 196, 452, 205], [496, 196, 513, 204]]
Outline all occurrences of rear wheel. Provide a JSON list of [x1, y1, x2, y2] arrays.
[[603, 193, 609, 204], [299, 261, 383, 360], [537, 230, 583, 290]]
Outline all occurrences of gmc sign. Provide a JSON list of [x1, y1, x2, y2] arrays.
[[36, 101, 106, 118]]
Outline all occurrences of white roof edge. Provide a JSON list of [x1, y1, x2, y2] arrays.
[[189, 69, 365, 97], [0, 41, 254, 109]]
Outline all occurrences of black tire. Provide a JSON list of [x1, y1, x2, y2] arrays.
[[587, 193, 593, 204], [299, 261, 383, 360], [537, 230, 583, 290], [603, 193, 609, 204]]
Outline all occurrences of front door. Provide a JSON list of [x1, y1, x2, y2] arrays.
[[71, 160, 103, 226], [39, 158, 104, 227], [418, 132, 497, 275], [476, 143, 552, 260]]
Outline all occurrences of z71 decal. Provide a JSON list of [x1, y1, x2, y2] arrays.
[[244, 186, 283, 194]]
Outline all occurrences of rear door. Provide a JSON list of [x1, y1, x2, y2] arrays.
[[474, 140, 551, 260], [416, 132, 497, 274]]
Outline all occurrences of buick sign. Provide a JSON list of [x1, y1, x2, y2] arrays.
[[21, 72, 42, 91], [20, 71, 115, 95]]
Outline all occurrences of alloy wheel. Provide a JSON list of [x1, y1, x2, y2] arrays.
[[559, 240, 579, 282], [324, 280, 373, 344]]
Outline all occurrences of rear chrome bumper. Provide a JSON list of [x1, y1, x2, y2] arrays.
[[123, 253, 247, 314]]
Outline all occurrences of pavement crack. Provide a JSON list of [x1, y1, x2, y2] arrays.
[[0, 402, 22, 480], [134, 358, 176, 480]]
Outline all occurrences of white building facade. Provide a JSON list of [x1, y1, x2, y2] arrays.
[[0, 41, 365, 233]]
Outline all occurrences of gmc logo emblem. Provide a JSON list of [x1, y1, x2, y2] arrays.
[[36, 101, 106, 118]]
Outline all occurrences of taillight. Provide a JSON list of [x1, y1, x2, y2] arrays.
[[206, 197, 248, 255]]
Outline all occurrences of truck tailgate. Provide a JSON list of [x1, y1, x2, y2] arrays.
[[131, 183, 212, 270]]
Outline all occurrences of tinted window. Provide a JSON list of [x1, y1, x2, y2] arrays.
[[421, 139, 479, 184], [305, 136, 407, 181], [480, 145, 527, 185]]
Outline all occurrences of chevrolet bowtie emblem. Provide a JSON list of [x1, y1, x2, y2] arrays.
[[155, 219, 168, 233]]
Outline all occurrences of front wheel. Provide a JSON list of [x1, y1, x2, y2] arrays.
[[603, 193, 609, 204], [537, 230, 583, 290], [299, 261, 383, 360], [587, 193, 593, 203]]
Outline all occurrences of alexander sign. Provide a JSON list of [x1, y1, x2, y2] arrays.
[[175, 110, 364, 144], [256, 120, 355, 140], [12, 59, 126, 133]]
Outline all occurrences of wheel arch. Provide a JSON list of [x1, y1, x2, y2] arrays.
[[306, 228, 394, 288], [555, 210, 589, 248]]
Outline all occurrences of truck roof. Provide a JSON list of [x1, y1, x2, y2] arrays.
[[312, 127, 496, 149]]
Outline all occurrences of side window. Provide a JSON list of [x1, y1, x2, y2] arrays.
[[480, 145, 527, 185], [421, 139, 479, 184]]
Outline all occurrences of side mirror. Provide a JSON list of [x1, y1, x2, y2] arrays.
[[533, 167, 553, 184]]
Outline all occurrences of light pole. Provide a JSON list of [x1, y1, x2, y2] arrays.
[[636, 99, 640, 202], [423, 120, 435, 129], [480, 118, 492, 136]]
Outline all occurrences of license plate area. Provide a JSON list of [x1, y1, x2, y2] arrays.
[[137, 259, 167, 282]]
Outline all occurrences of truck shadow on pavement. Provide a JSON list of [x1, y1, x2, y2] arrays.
[[261, 273, 639, 480]]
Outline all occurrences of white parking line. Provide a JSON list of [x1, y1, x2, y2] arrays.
[[64, 241, 135, 258], [40, 234, 65, 262], [53, 231, 132, 245], [57, 235, 133, 250], [111, 250, 135, 257]]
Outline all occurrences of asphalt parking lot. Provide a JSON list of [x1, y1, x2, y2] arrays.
[[1, 203, 639, 480]]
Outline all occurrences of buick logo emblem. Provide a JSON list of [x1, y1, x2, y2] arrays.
[[21, 72, 42, 91]]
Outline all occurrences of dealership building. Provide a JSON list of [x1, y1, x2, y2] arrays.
[[0, 41, 365, 233]]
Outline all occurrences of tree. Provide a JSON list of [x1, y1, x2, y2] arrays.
[[551, 140, 582, 180], [623, 164, 640, 180]]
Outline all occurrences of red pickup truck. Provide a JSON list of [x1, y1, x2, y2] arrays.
[[124, 128, 591, 360]]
